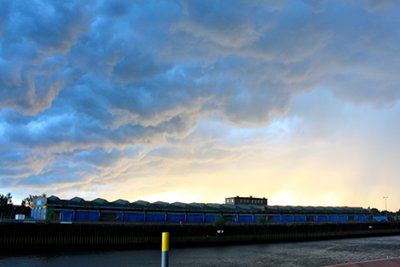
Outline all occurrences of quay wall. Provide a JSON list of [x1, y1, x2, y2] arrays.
[[1, 222, 400, 251]]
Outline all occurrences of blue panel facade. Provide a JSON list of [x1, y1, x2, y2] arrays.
[[271, 215, 281, 223], [60, 211, 74, 221], [231, 215, 238, 223], [281, 215, 294, 223], [167, 214, 186, 223], [186, 214, 204, 223], [31, 209, 36, 219], [31, 207, 46, 220], [374, 216, 388, 221], [115, 213, 124, 221], [328, 215, 338, 222], [316, 215, 328, 222], [146, 213, 165, 222], [204, 215, 216, 223], [75, 211, 99, 221], [124, 213, 145, 222], [238, 215, 253, 223], [356, 215, 369, 222], [51, 202, 371, 225], [294, 215, 306, 223]]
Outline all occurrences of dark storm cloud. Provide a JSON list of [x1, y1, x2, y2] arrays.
[[0, 0, 89, 115], [1, 0, 400, 189]]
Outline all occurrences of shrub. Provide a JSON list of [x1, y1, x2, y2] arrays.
[[213, 216, 225, 228]]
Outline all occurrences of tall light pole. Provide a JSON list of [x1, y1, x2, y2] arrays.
[[383, 196, 388, 212]]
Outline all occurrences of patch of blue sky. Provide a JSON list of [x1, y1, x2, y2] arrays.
[[26, 113, 74, 135], [163, 60, 209, 83], [26, 119, 47, 134], [0, 122, 5, 137], [165, 64, 187, 79]]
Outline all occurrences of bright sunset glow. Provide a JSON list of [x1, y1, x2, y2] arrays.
[[1, 1, 400, 211]]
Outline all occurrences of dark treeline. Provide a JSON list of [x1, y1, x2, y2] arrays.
[[0, 192, 45, 219]]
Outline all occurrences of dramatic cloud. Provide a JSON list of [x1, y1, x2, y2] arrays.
[[1, 0, 400, 208]]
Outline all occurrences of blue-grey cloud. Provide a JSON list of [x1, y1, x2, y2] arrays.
[[1, 0, 400, 195]]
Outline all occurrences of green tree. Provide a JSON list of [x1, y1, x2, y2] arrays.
[[45, 207, 56, 223], [0, 193, 14, 218], [258, 216, 267, 224], [213, 216, 225, 228], [370, 208, 381, 216], [22, 193, 47, 207]]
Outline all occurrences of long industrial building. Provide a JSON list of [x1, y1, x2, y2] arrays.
[[30, 195, 373, 224]]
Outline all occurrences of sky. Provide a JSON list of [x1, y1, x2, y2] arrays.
[[1, 0, 400, 210]]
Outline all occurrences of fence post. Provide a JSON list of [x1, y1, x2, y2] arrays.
[[161, 232, 169, 267]]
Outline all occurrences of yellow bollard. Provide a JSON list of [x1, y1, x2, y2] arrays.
[[161, 232, 169, 267]]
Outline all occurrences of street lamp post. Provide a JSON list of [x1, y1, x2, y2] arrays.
[[383, 196, 388, 213]]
